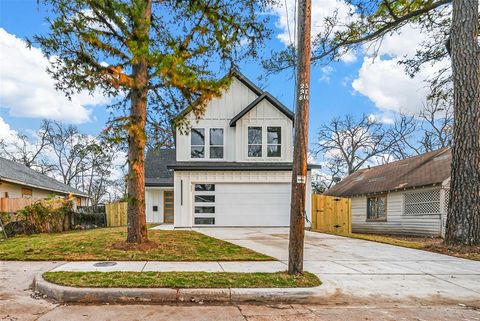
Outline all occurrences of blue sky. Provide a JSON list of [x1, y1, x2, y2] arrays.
[[0, 0, 432, 149]]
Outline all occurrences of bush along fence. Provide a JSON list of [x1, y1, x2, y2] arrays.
[[72, 205, 106, 230], [0, 197, 107, 239]]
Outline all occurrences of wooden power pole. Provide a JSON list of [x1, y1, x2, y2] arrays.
[[288, 0, 312, 275]]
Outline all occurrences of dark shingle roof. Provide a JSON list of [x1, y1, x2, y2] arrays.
[[145, 148, 175, 186], [168, 161, 321, 171], [324, 148, 451, 197], [0, 157, 88, 197]]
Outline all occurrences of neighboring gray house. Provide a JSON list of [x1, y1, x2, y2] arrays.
[[325, 148, 451, 237], [0, 157, 89, 210]]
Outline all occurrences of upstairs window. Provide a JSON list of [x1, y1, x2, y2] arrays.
[[248, 127, 262, 157], [267, 127, 281, 157], [209, 128, 224, 159], [367, 195, 387, 220], [191, 128, 205, 158]]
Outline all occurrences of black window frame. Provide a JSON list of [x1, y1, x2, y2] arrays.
[[209, 128, 224, 159], [194, 184, 215, 192], [267, 126, 282, 157], [194, 206, 215, 214], [194, 217, 215, 225], [194, 195, 215, 203], [248, 126, 262, 157], [191, 128, 205, 158]]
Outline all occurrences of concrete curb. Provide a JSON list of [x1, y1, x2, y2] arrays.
[[33, 274, 322, 304]]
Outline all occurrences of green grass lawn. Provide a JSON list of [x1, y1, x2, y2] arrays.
[[0, 227, 272, 261], [43, 271, 321, 288]]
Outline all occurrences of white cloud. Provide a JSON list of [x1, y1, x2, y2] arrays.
[[0, 116, 19, 143], [364, 24, 426, 58], [0, 28, 110, 124], [271, 0, 355, 52], [318, 66, 333, 83], [352, 57, 430, 114], [352, 24, 451, 116]]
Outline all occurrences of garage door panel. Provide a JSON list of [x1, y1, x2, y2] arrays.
[[196, 183, 291, 227]]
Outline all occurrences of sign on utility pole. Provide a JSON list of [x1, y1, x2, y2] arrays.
[[288, 0, 312, 275]]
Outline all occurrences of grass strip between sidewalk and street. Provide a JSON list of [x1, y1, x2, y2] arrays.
[[43, 271, 321, 288], [0, 227, 272, 261]]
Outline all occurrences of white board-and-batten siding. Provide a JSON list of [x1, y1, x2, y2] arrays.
[[351, 187, 444, 236], [145, 187, 173, 224], [175, 77, 293, 163]]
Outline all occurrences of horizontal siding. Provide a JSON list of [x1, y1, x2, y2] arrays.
[[351, 188, 442, 236]]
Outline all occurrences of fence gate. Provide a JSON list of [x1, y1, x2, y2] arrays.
[[105, 202, 128, 227], [311, 194, 351, 234]]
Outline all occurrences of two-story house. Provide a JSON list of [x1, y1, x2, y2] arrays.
[[145, 70, 319, 228]]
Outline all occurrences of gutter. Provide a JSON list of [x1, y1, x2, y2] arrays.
[[0, 177, 89, 198]]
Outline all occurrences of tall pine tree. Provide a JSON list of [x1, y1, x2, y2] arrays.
[[34, 0, 271, 243]]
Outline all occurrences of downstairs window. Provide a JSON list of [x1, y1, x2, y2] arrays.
[[367, 195, 387, 221]]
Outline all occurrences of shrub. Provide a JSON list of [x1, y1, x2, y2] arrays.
[[17, 196, 74, 234]]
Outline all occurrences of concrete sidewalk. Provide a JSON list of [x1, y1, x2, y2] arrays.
[[51, 260, 286, 273], [196, 227, 480, 305]]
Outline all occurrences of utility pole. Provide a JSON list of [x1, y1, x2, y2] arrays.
[[288, 0, 312, 275]]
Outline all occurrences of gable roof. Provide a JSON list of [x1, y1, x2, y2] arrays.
[[0, 157, 88, 197], [229, 92, 295, 127], [171, 69, 264, 123], [229, 68, 263, 96], [324, 148, 451, 197], [145, 148, 175, 187], [172, 68, 293, 125]]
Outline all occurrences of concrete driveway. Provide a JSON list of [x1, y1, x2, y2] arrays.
[[196, 228, 480, 305]]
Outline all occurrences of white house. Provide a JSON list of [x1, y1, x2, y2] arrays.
[[145, 69, 319, 228], [325, 148, 451, 237]]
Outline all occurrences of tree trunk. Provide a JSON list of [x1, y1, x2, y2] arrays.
[[288, 0, 311, 275], [126, 0, 151, 244], [444, 0, 480, 245]]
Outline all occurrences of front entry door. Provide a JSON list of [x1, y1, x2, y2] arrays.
[[163, 191, 174, 223]]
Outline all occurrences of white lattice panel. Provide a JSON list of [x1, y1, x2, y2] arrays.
[[403, 190, 441, 215]]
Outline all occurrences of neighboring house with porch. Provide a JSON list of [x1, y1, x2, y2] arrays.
[[0, 157, 89, 212], [144, 69, 319, 228], [325, 148, 451, 237]]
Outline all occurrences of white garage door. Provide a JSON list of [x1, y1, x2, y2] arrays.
[[193, 183, 291, 227]]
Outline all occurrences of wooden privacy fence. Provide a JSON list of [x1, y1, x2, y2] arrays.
[[0, 198, 38, 213], [105, 202, 128, 227], [311, 194, 351, 234]]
